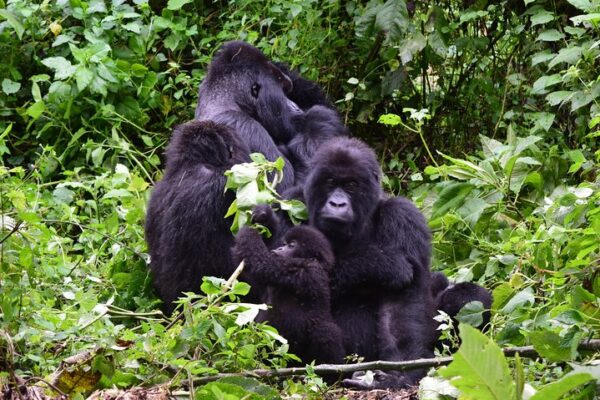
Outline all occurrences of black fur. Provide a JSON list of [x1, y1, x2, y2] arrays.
[[145, 121, 250, 313], [194, 41, 299, 189], [436, 281, 493, 331], [280, 138, 438, 388], [274, 62, 335, 111], [233, 226, 344, 364]]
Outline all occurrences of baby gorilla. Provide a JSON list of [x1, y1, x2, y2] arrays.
[[233, 225, 344, 364]]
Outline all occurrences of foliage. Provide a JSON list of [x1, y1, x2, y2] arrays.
[[224, 153, 306, 235], [0, 0, 598, 397]]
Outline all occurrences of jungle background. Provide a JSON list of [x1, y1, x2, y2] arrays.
[[0, 0, 599, 399]]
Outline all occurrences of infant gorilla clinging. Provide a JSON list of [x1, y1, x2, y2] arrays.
[[233, 225, 344, 364]]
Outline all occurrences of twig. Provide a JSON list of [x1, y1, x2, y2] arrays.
[[190, 339, 600, 384], [0, 220, 23, 244]]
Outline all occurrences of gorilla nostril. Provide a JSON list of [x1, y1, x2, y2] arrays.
[[329, 200, 346, 208]]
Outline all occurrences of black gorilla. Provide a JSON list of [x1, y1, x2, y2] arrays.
[[233, 225, 344, 364], [433, 273, 493, 332], [194, 41, 299, 190], [145, 120, 250, 313], [272, 137, 438, 388]]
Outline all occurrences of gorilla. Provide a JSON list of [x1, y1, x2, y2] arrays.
[[145, 120, 250, 313], [194, 41, 298, 190], [195, 41, 346, 186], [266, 137, 439, 388], [433, 272, 493, 333], [233, 225, 344, 364]]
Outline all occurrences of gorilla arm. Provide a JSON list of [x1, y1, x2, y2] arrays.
[[331, 197, 431, 294]]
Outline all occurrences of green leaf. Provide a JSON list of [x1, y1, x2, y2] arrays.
[[536, 29, 565, 42], [530, 10, 554, 26], [548, 46, 582, 69], [0, 10, 24, 39], [375, 0, 410, 41], [42, 57, 77, 80], [432, 183, 474, 219], [529, 330, 575, 362], [531, 50, 555, 66], [546, 90, 573, 106], [531, 112, 555, 132], [167, 0, 193, 10], [570, 90, 593, 111], [1, 78, 20, 95], [398, 31, 426, 64], [26, 101, 45, 120], [502, 288, 535, 313], [75, 67, 94, 91], [440, 324, 516, 400], [378, 113, 402, 126], [532, 74, 562, 94], [530, 372, 594, 400], [455, 301, 487, 327], [566, 0, 593, 11]]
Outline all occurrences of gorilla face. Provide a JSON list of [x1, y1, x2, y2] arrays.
[[272, 225, 334, 267], [304, 138, 383, 242], [197, 41, 301, 143]]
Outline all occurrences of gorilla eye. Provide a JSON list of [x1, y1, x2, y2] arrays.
[[346, 181, 358, 189], [251, 83, 261, 98], [325, 178, 335, 185]]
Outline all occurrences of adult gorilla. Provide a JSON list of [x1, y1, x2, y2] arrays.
[[145, 121, 250, 313], [194, 41, 299, 189], [274, 137, 439, 388]]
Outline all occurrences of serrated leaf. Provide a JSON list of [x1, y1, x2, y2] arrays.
[[502, 287, 535, 313], [440, 324, 516, 400], [570, 90, 593, 111], [532, 74, 562, 94], [537, 29, 565, 41], [42, 57, 77, 80], [531, 50, 555, 66], [75, 67, 94, 91], [548, 46, 582, 69], [378, 113, 402, 126], [455, 301, 486, 327], [566, 0, 593, 11], [546, 90, 573, 106]]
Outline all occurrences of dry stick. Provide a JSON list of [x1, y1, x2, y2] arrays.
[[191, 339, 600, 385]]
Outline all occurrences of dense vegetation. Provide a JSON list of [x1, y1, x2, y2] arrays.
[[0, 0, 598, 398]]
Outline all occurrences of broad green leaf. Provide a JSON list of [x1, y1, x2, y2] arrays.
[[398, 32, 426, 64], [546, 90, 573, 106], [530, 372, 594, 400], [531, 10, 554, 26], [455, 301, 486, 327], [432, 183, 473, 219], [566, 0, 593, 11], [548, 46, 582, 69], [502, 287, 535, 313], [41, 56, 77, 80], [531, 112, 555, 132], [75, 67, 94, 91], [529, 330, 575, 362], [537, 29, 565, 41], [440, 324, 516, 400], [532, 74, 562, 94], [236, 181, 259, 208], [0, 10, 24, 39], [570, 91, 593, 111], [458, 198, 491, 227], [167, 0, 193, 10], [531, 50, 555, 66], [375, 0, 410, 41], [571, 13, 600, 24], [2, 78, 20, 95]]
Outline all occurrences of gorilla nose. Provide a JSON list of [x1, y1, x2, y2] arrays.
[[328, 199, 347, 208]]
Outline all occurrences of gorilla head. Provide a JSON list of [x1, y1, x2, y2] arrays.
[[303, 137, 383, 242], [273, 225, 334, 269], [196, 41, 301, 143], [164, 120, 248, 173]]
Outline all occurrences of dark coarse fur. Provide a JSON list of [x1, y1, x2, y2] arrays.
[[232, 225, 344, 364], [276, 137, 438, 388], [436, 281, 493, 332], [273, 62, 335, 111], [145, 120, 250, 314], [194, 41, 299, 190]]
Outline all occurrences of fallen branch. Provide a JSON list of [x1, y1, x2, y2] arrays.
[[191, 339, 600, 384]]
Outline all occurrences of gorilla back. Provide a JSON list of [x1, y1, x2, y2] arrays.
[[145, 120, 250, 313]]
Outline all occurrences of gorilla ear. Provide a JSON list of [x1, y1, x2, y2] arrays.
[[268, 62, 293, 93]]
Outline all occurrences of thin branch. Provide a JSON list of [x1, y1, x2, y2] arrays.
[[190, 339, 600, 385], [0, 220, 23, 244]]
